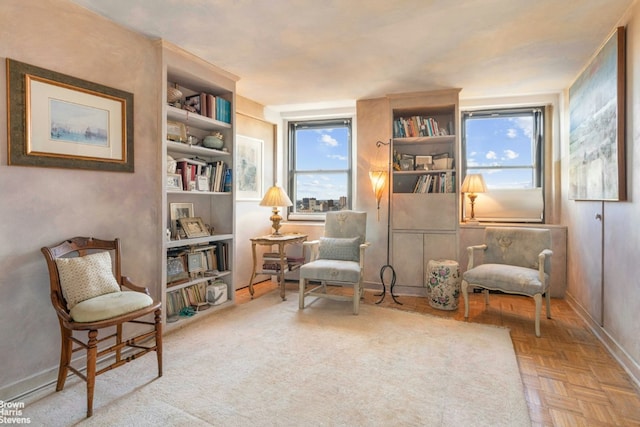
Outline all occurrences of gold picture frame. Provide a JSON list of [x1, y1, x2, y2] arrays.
[[167, 120, 187, 142], [179, 217, 210, 238], [6, 59, 134, 172]]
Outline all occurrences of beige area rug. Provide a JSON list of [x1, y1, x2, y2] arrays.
[[24, 291, 531, 426]]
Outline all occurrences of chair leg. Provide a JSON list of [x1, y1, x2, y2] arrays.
[[533, 293, 542, 338], [483, 289, 490, 305], [545, 291, 552, 319], [86, 330, 98, 417], [461, 280, 470, 318], [56, 326, 73, 391], [353, 282, 360, 315], [154, 309, 163, 377], [299, 278, 305, 309]]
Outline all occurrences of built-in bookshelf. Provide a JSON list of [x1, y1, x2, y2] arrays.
[[389, 90, 460, 289], [159, 41, 238, 330]]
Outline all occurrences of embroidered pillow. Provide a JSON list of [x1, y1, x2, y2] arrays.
[[318, 237, 360, 262], [55, 251, 121, 309]]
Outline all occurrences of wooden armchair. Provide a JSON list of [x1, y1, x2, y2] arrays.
[[461, 227, 553, 337], [41, 237, 162, 417], [299, 211, 369, 314]]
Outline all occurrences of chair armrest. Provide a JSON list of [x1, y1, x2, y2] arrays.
[[303, 240, 320, 262], [120, 276, 151, 296], [51, 291, 73, 323], [358, 242, 370, 268], [466, 244, 487, 270], [538, 249, 553, 283]]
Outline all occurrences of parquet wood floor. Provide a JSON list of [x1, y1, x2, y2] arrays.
[[236, 281, 640, 426]]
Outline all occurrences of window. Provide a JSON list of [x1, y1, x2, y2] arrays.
[[462, 107, 545, 222], [287, 118, 352, 220]]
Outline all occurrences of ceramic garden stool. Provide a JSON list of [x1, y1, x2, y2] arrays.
[[425, 259, 461, 310]]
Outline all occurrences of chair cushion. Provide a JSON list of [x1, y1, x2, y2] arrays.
[[69, 291, 154, 323], [55, 251, 121, 309], [318, 237, 360, 262], [463, 263, 549, 296], [299, 259, 361, 283]]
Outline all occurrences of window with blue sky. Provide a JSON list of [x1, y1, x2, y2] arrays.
[[463, 108, 543, 189], [288, 119, 352, 216]]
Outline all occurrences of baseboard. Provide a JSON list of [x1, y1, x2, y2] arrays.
[[565, 292, 640, 391], [0, 368, 59, 403]]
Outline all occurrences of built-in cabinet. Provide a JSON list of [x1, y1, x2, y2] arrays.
[[389, 90, 460, 288], [159, 41, 238, 330]]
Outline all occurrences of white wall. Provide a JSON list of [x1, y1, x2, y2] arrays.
[[0, 0, 161, 399]]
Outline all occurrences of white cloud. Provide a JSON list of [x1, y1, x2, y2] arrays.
[[327, 154, 347, 161], [486, 151, 497, 160], [503, 149, 519, 159], [321, 134, 338, 147], [506, 128, 517, 138]]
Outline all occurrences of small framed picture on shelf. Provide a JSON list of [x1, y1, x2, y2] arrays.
[[167, 120, 187, 142], [196, 175, 209, 191], [399, 158, 414, 171], [187, 252, 206, 274], [184, 94, 201, 115], [166, 255, 189, 284], [179, 217, 210, 238], [415, 155, 433, 170], [170, 202, 194, 239], [167, 173, 183, 190]]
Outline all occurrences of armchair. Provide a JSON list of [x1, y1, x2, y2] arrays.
[[461, 227, 552, 337], [41, 237, 162, 417], [299, 211, 368, 314]]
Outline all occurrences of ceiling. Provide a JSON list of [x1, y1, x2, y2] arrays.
[[69, 0, 633, 109]]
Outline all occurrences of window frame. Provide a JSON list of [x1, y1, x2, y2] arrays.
[[461, 106, 546, 223], [286, 118, 353, 221]]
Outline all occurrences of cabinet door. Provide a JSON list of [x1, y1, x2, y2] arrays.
[[392, 193, 457, 230], [392, 232, 424, 287]]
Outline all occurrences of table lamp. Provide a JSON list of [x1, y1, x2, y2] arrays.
[[259, 185, 293, 236], [461, 174, 487, 223]]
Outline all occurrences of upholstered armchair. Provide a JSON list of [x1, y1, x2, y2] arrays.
[[299, 211, 368, 314], [461, 227, 552, 337]]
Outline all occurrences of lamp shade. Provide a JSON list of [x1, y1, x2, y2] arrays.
[[259, 185, 293, 207], [461, 174, 487, 194]]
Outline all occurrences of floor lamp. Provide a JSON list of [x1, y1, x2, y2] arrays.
[[371, 140, 401, 305]]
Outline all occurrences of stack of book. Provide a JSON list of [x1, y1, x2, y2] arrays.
[[413, 171, 455, 193]]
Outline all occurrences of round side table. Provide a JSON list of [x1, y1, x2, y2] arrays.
[[426, 259, 460, 310]]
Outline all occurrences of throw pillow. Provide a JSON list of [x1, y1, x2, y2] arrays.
[[318, 237, 360, 262], [55, 251, 121, 309]]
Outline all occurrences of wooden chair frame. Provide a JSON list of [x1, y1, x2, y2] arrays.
[[41, 237, 162, 417]]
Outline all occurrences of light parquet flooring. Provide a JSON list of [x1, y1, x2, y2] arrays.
[[236, 281, 640, 427]]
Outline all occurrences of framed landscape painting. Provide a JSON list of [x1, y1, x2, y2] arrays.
[[236, 134, 263, 200], [6, 59, 134, 172], [569, 27, 626, 201]]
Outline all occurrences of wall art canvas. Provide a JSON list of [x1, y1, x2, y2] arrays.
[[236, 134, 263, 200], [569, 27, 626, 201]]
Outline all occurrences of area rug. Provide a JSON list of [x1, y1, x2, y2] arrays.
[[24, 291, 531, 426]]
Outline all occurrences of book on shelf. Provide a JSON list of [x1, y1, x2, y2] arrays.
[[412, 171, 455, 194]]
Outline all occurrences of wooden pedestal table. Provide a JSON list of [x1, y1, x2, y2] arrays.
[[249, 233, 307, 301]]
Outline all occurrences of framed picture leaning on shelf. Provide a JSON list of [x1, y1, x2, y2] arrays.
[[179, 217, 210, 238], [170, 202, 194, 239]]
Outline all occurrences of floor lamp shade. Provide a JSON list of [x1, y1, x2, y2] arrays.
[[369, 170, 387, 221]]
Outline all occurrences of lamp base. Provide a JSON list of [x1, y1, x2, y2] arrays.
[[269, 207, 283, 235]]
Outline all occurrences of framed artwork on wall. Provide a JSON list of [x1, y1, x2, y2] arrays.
[[6, 59, 134, 172], [236, 134, 264, 200], [569, 26, 626, 201]]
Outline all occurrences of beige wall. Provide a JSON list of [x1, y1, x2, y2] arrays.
[[561, 4, 640, 385], [0, 0, 161, 398]]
